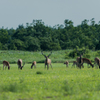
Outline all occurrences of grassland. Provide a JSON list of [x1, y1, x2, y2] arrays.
[[0, 50, 100, 100], [0, 49, 98, 64], [1, 63, 100, 100]]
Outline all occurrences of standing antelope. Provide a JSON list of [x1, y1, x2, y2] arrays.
[[41, 51, 53, 70], [64, 61, 69, 67], [72, 61, 78, 67], [77, 57, 84, 68], [17, 59, 25, 70], [76, 47, 86, 68], [3, 60, 10, 70], [94, 57, 100, 68], [31, 61, 36, 69]]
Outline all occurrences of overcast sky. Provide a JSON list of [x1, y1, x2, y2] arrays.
[[0, 0, 100, 29]]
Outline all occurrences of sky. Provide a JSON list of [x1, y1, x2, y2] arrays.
[[0, 0, 100, 29]]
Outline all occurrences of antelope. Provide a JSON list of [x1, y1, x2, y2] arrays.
[[81, 58, 94, 68], [31, 61, 36, 69], [77, 57, 94, 68], [17, 59, 25, 70], [77, 57, 84, 68], [3, 60, 10, 70], [72, 61, 78, 67], [94, 57, 100, 68], [41, 51, 53, 70], [64, 61, 69, 67], [76, 48, 85, 68]]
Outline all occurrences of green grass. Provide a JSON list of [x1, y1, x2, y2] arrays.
[[0, 50, 100, 99], [0, 63, 100, 100]]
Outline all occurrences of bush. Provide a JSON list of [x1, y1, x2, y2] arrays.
[[95, 50, 100, 56], [83, 54, 91, 58], [69, 51, 77, 58], [36, 71, 43, 74], [66, 48, 90, 58]]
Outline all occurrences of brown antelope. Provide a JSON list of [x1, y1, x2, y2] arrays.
[[3, 60, 10, 70], [31, 61, 36, 69], [94, 57, 100, 68], [41, 51, 53, 70], [76, 48, 85, 68], [17, 59, 25, 70], [77, 57, 84, 68], [81, 58, 94, 68], [77, 57, 94, 68], [64, 61, 69, 67], [72, 61, 78, 67]]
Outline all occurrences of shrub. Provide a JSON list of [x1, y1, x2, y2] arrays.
[[83, 54, 91, 58], [95, 50, 100, 56], [36, 71, 43, 74]]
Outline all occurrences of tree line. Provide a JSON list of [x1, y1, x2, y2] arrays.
[[0, 18, 100, 51]]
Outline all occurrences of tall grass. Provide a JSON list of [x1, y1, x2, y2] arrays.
[[0, 50, 67, 64], [0, 49, 99, 64]]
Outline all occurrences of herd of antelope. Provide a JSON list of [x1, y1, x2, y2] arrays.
[[64, 57, 98, 69], [64, 48, 100, 69], [2, 51, 53, 70], [2, 49, 100, 70]]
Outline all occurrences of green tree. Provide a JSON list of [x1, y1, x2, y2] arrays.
[[0, 29, 10, 44], [24, 36, 40, 51]]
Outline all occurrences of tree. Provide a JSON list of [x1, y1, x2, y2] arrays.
[[0, 29, 10, 44], [64, 19, 73, 29], [24, 36, 40, 51], [10, 39, 25, 50]]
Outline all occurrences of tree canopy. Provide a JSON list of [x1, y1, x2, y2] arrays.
[[1, 19, 100, 51]]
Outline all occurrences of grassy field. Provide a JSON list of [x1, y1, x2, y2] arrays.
[[0, 50, 67, 64], [0, 49, 98, 64], [0, 50, 100, 100], [0, 63, 100, 100]]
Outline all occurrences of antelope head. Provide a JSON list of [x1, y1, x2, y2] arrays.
[[21, 62, 25, 69], [41, 51, 52, 59], [76, 47, 86, 63], [8, 66, 10, 70]]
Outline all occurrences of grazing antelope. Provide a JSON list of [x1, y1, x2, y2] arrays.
[[31, 61, 36, 69], [3, 60, 10, 70], [81, 58, 94, 68], [94, 57, 100, 68], [17, 59, 25, 70], [77, 57, 94, 68], [72, 61, 78, 67], [64, 61, 69, 67], [41, 51, 53, 70]]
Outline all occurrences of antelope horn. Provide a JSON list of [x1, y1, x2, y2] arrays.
[[48, 51, 52, 57], [41, 51, 46, 57]]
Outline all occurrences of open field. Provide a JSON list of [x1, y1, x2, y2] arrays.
[[0, 50, 100, 100], [0, 63, 100, 100]]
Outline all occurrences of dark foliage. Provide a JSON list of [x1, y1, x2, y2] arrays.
[[0, 19, 100, 51]]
